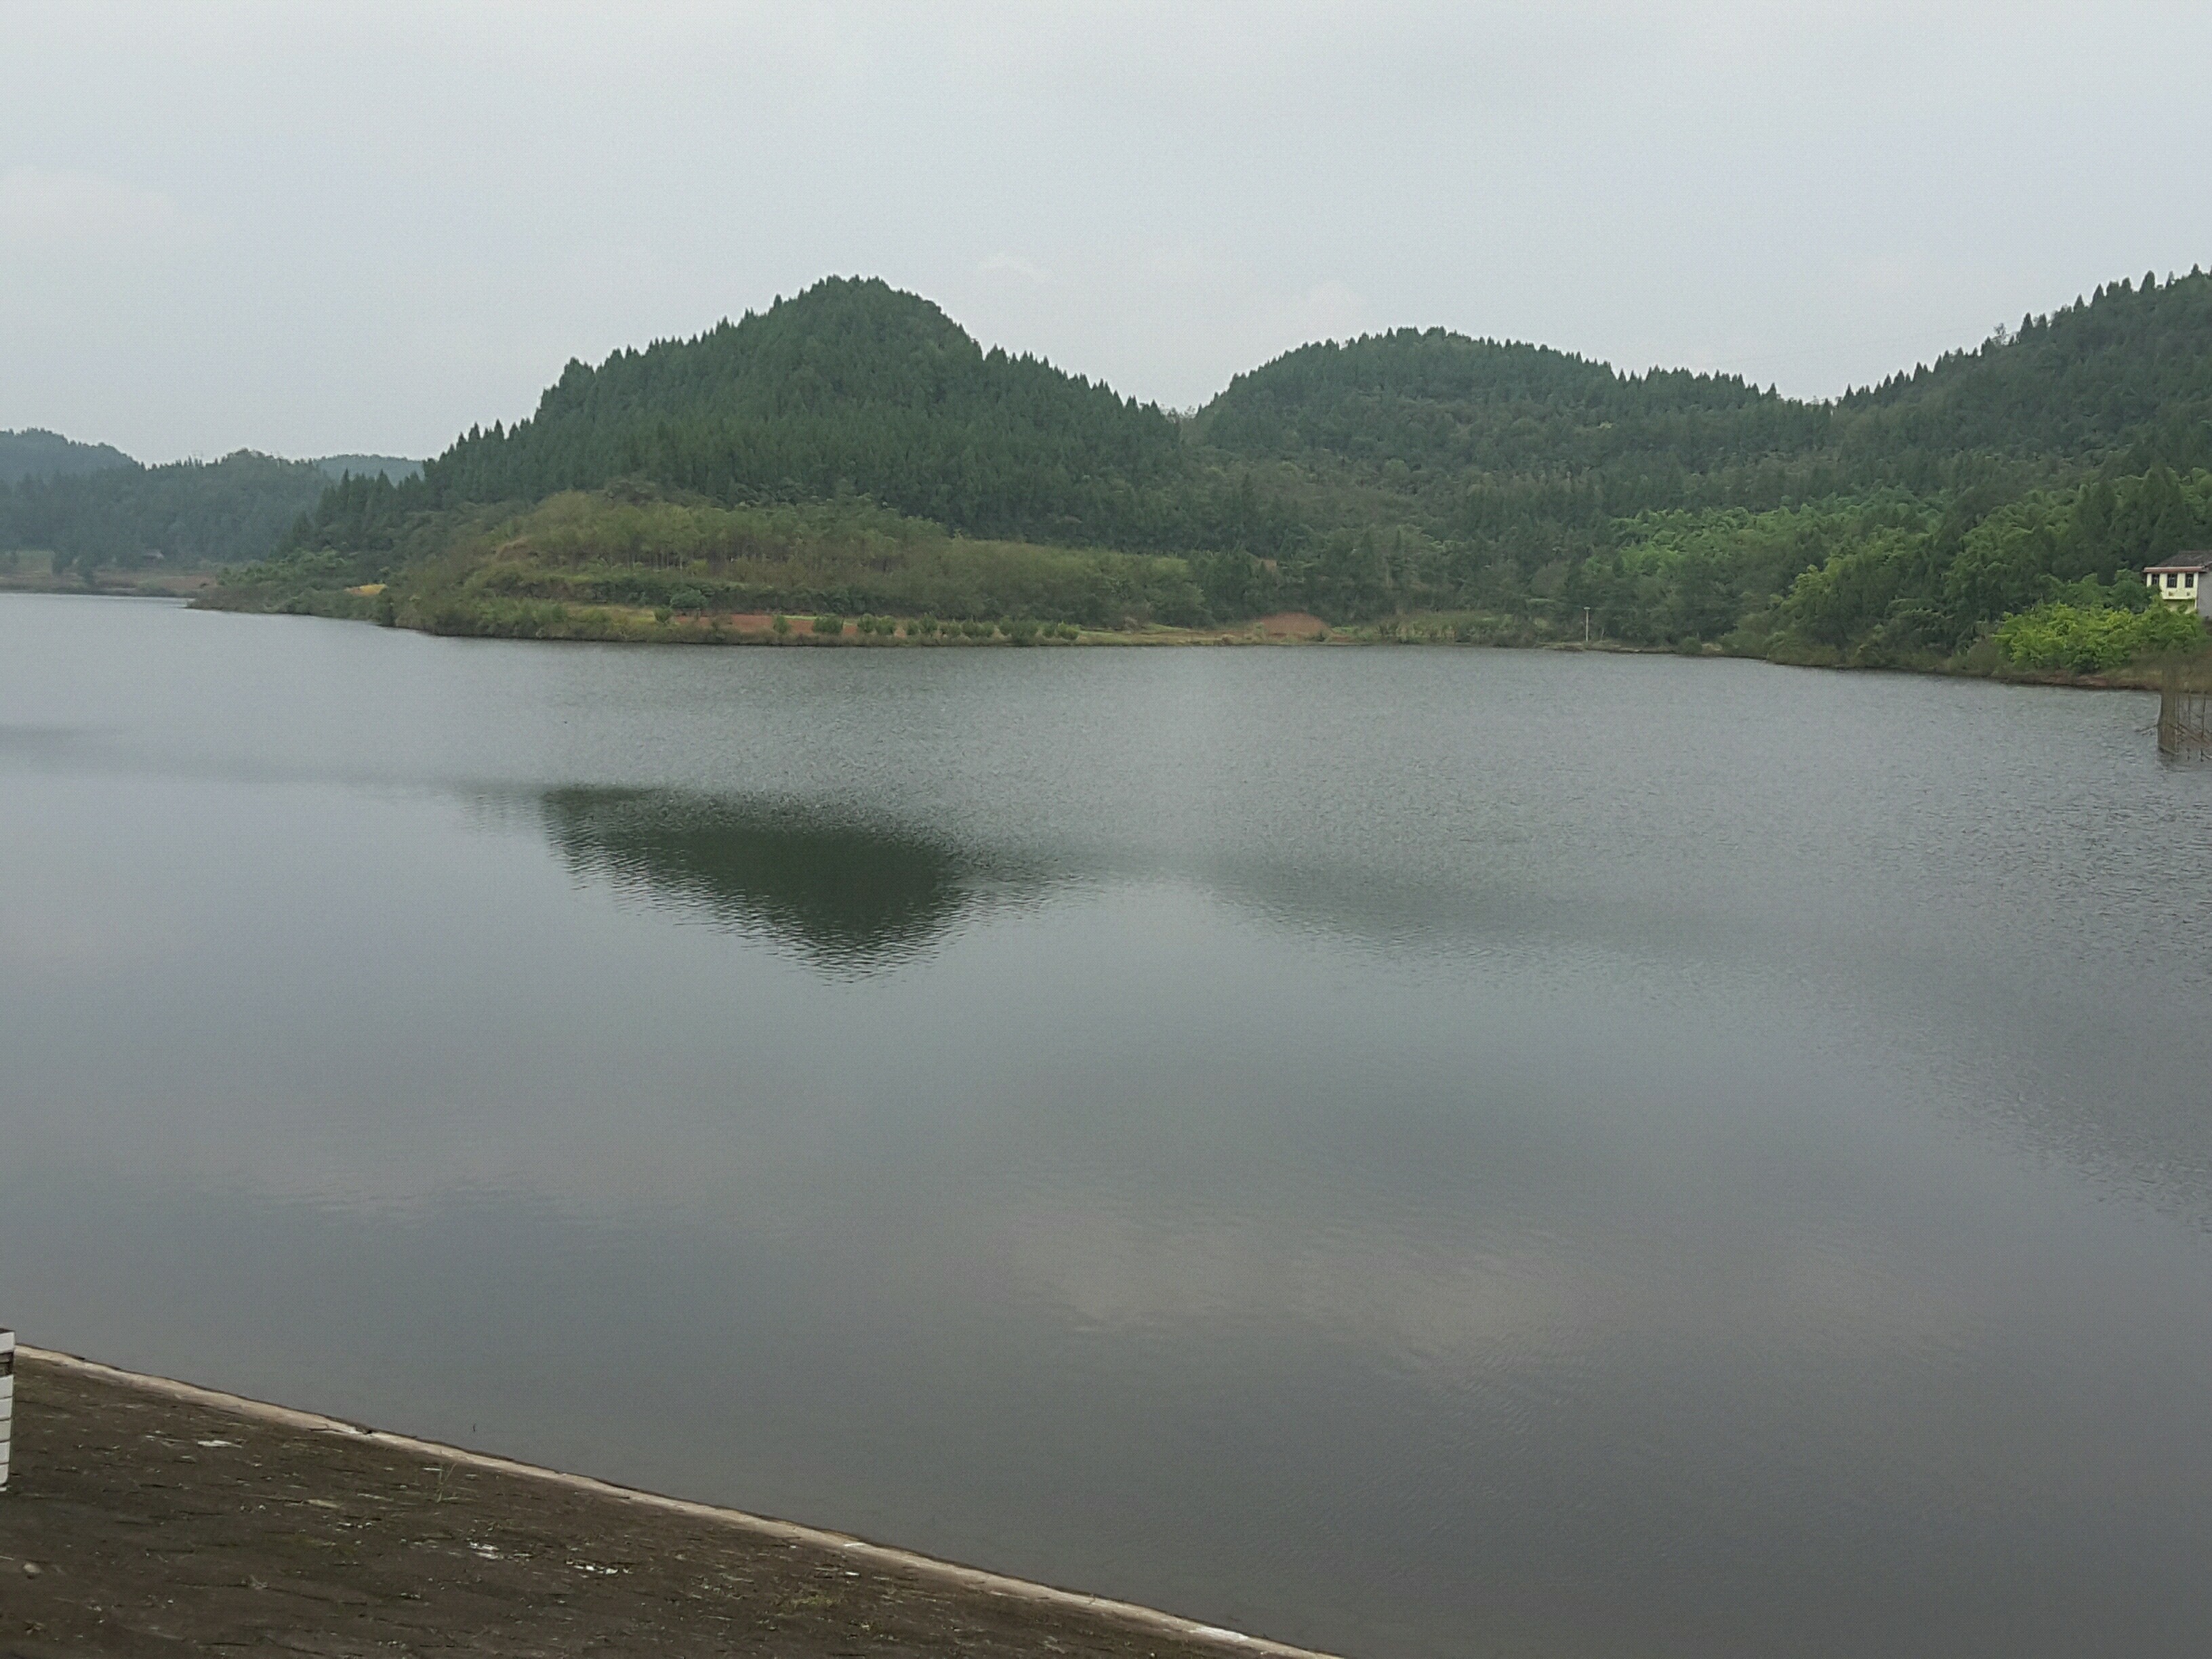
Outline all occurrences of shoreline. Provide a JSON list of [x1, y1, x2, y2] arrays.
[[0, 571, 216, 600], [5, 1344, 1342, 1659], [3, 581, 2199, 693]]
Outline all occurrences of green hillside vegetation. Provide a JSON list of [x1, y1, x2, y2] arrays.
[[1, 451, 332, 577], [207, 268, 2212, 674], [316, 455, 423, 483], [0, 428, 134, 487], [1199, 268, 2212, 509], [1994, 597, 2203, 674], [224, 487, 1210, 636], [1183, 270, 2212, 661], [0, 443, 417, 578], [418, 276, 1189, 550]]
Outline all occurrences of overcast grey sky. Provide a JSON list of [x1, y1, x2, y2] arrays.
[[3, 1, 2208, 463]]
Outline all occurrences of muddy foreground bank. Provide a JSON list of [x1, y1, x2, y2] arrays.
[[0, 1351, 1335, 1658]]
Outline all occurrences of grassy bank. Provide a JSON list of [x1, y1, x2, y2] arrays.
[[203, 490, 1211, 634], [1, 548, 220, 598], [193, 484, 2212, 685]]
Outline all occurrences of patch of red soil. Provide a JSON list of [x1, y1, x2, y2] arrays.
[[1255, 611, 1329, 638], [715, 613, 848, 636]]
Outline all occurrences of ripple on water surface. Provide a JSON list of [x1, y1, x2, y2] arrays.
[[3, 594, 2212, 1659]]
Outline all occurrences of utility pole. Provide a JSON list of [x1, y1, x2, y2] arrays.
[[1582, 607, 1592, 644]]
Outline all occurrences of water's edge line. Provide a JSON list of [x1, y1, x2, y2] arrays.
[[20, 1345, 1341, 1659]]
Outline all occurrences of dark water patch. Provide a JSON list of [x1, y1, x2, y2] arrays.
[[538, 787, 1042, 974]]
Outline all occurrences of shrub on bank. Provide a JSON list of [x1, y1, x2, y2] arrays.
[[1995, 600, 2206, 673]]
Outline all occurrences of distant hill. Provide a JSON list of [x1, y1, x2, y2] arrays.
[[0, 438, 419, 573], [0, 428, 134, 487], [421, 276, 1188, 548], [1191, 331, 1836, 548], [1195, 268, 2212, 510], [317, 455, 422, 483], [1, 451, 332, 571], [1197, 332, 1820, 477]]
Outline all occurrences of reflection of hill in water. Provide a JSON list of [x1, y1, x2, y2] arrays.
[[541, 789, 1019, 973]]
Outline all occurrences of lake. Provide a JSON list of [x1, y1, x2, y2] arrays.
[[3, 592, 2211, 1657]]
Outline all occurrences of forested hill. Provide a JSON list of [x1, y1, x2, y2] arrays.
[[1, 451, 333, 574], [1194, 332, 1832, 519], [0, 428, 134, 487], [1196, 267, 2212, 506], [420, 276, 1187, 548], [1837, 269, 2212, 470]]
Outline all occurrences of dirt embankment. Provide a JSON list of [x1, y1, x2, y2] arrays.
[[0, 1351, 1336, 1659]]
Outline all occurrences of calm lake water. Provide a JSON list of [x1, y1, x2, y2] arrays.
[[4, 592, 2211, 1656]]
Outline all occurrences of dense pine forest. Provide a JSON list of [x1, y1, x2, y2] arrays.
[[0, 443, 407, 580], [0, 451, 335, 578], [418, 278, 1187, 550], [0, 428, 134, 487], [24, 268, 2212, 672], [0, 431, 420, 580]]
